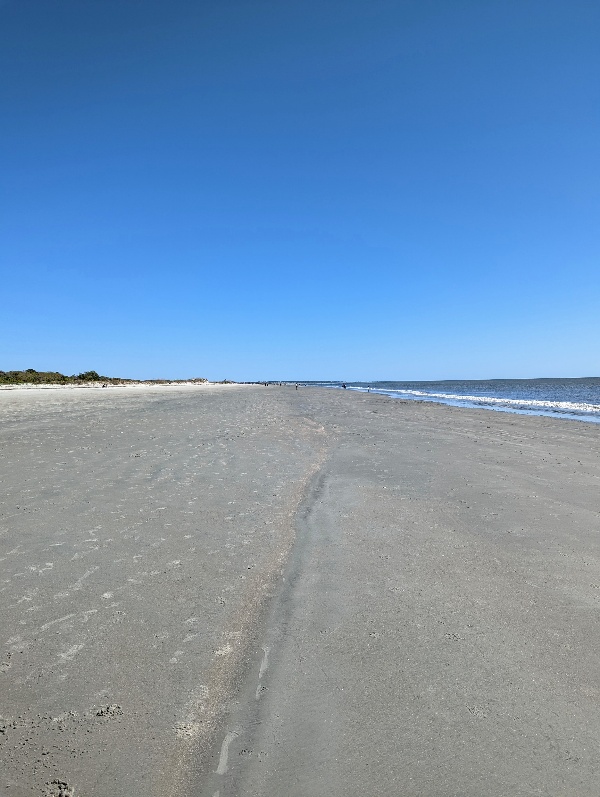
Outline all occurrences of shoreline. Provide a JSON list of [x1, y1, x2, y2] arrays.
[[5, 379, 599, 425], [5, 378, 600, 425], [314, 383, 600, 425]]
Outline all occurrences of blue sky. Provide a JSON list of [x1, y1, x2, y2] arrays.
[[2, 0, 599, 380]]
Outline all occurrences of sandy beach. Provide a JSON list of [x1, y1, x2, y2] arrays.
[[2, 385, 600, 796]]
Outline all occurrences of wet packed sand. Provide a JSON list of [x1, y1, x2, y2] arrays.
[[2, 385, 600, 796]]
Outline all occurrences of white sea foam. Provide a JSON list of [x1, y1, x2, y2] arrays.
[[342, 386, 600, 421], [391, 389, 600, 414]]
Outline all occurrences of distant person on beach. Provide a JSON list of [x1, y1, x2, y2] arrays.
[[295, 384, 298, 390], [342, 383, 347, 389]]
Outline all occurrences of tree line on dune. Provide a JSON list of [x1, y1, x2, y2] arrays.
[[0, 369, 212, 385]]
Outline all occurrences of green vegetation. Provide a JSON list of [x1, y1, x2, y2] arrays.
[[0, 369, 123, 385], [0, 369, 210, 385]]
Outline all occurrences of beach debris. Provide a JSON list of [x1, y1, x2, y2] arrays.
[[95, 703, 123, 718], [45, 780, 74, 797]]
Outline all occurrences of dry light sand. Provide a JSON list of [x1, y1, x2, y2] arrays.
[[1, 384, 600, 796]]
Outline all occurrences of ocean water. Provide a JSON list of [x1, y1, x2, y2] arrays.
[[304, 378, 600, 424]]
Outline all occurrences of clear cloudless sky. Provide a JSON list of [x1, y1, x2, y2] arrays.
[[2, 0, 599, 380]]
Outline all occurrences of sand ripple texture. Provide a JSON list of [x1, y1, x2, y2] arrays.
[[0, 385, 326, 796], [3, 385, 600, 796]]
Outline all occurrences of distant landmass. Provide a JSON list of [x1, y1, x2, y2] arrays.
[[0, 369, 210, 385]]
